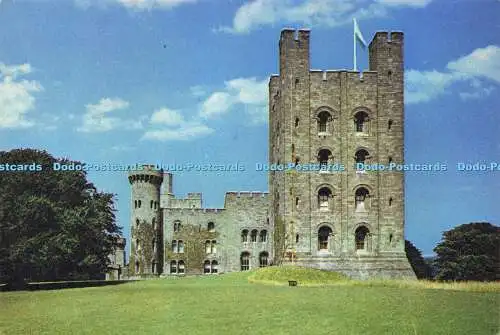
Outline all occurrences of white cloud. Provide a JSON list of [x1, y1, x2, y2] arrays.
[[190, 85, 207, 97], [142, 123, 214, 141], [0, 63, 42, 129], [77, 97, 142, 132], [200, 77, 268, 124], [219, 0, 430, 34], [406, 45, 500, 104], [150, 107, 185, 126], [75, 0, 197, 10]]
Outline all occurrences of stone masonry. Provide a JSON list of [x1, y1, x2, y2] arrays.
[[107, 29, 416, 280]]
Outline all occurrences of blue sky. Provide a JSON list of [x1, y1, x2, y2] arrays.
[[1, 0, 499, 256]]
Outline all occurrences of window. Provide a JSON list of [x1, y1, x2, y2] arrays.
[[135, 261, 139, 274], [295, 197, 300, 209], [211, 260, 218, 273], [134, 200, 137, 208], [317, 149, 332, 168], [388, 156, 393, 164], [295, 77, 299, 87], [318, 187, 332, 210], [355, 226, 370, 250], [136, 239, 140, 251], [152, 262, 156, 274], [172, 240, 184, 253], [241, 229, 249, 242], [355, 187, 369, 212], [172, 240, 177, 253], [150, 200, 153, 209], [389, 197, 393, 206], [318, 111, 331, 133], [355, 149, 370, 164], [388, 70, 392, 80], [354, 111, 368, 132], [389, 234, 393, 244], [207, 222, 215, 232], [135, 219, 139, 229], [251, 230, 258, 242], [178, 260, 185, 274], [205, 240, 211, 254], [173, 220, 181, 232], [211, 240, 217, 254], [240, 252, 250, 271], [170, 261, 177, 274], [259, 252, 269, 267], [296, 234, 299, 244], [259, 230, 268, 242], [295, 117, 299, 127], [152, 218, 156, 231], [138, 200, 142, 208], [204, 260, 211, 274], [318, 226, 332, 250], [388, 119, 393, 130], [178, 240, 184, 253]]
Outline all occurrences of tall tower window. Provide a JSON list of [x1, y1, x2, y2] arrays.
[[205, 240, 211, 254], [138, 200, 142, 208], [170, 261, 177, 274], [211, 240, 217, 254], [204, 260, 211, 274], [388, 119, 393, 130], [318, 226, 332, 250], [317, 111, 331, 133], [207, 221, 215, 232], [178, 240, 184, 253], [355, 226, 370, 250], [135, 219, 140, 229], [317, 187, 332, 211], [211, 260, 218, 273], [355, 149, 370, 164], [355, 187, 369, 212], [354, 111, 368, 132], [150, 200, 153, 209], [317, 149, 332, 168], [178, 261, 185, 274], [172, 240, 177, 253], [173, 220, 181, 232], [295, 117, 299, 127]]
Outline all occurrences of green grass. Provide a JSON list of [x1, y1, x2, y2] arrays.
[[1, 269, 499, 335]]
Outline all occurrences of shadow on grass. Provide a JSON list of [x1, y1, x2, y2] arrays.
[[0, 280, 137, 292]]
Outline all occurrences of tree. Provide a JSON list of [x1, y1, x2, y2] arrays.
[[405, 240, 433, 279], [0, 149, 121, 285], [433, 222, 499, 281]]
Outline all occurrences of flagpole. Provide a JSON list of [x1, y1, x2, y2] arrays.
[[353, 18, 357, 71]]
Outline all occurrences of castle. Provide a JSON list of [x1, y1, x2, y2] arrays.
[[106, 29, 416, 280]]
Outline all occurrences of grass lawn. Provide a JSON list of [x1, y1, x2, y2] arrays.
[[1, 269, 499, 335]]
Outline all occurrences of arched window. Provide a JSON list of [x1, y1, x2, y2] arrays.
[[135, 219, 140, 229], [207, 222, 215, 232], [317, 111, 331, 133], [138, 200, 142, 208], [150, 200, 153, 209], [178, 240, 184, 253], [389, 197, 393, 206], [170, 260, 177, 274], [211, 260, 218, 273], [317, 149, 332, 168], [251, 230, 258, 242], [204, 260, 211, 274], [241, 229, 249, 243], [296, 233, 299, 244], [259, 252, 269, 267], [317, 187, 332, 210], [240, 252, 250, 271], [259, 230, 268, 242], [355, 187, 369, 212], [173, 220, 181, 232], [178, 260, 185, 274], [211, 240, 217, 254], [134, 200, 137, 208], [355, 149, 370, 164], [355, 226, 370, 250], [205, 240, 211, 254], [318, 226, 332, 250], [354, 111, 368, 132], [172, 240, 177, 253], [388, 119, 393, 130], [295, 117, 299, 127]]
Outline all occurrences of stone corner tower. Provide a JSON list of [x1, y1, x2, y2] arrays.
[[269, 28, 415, 279], [128, 165, 164, 277]]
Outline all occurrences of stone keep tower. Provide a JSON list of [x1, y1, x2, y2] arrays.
[[128, 165, 164, 276], [269, 29, 415, 279]]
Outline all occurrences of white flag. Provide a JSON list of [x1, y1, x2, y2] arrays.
[[354, 18, 367, 49]]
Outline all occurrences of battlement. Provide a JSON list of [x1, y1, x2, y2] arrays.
[[187, 193, 202, 199], [164, 208, 225, 215], [369, 31, 404, 47], [128, 164, 163, 182], [309, 70, 377, 83]]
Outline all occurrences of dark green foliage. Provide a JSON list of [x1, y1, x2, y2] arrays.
[[405, 240, 433, 279], [0, 149, 121, 284], [433, 222, 500, 281]]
